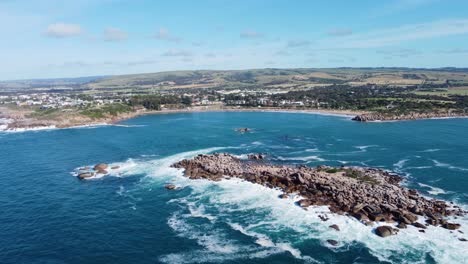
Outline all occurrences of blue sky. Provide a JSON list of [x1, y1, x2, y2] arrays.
[[1, 0, 468, 80]]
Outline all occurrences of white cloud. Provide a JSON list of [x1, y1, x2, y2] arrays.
[[44, 23, 82, 38], [154, 28, 181, 42], [103, 27, 127, 42], [325, 19, 468, 49], [437, 48, 468, 54], [327, 28, 353, 37], [240, 30, 264, 39], [377, 48, 422, 58], [371, 0, 439, 17], [286, 40, 312, 48], [162, 49, 193, 57]]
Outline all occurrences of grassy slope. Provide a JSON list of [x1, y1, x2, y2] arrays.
[[84, 68, 468, 94]]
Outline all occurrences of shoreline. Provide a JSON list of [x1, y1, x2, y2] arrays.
[[0, 107, 363, 132], [2, 106, 468, 132]]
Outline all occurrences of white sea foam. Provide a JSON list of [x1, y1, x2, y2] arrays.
[[112, 124, 146, 128], [2, 125, 57, 133], [406, 166, 433, 170], [188, 178, 468, 263], [0, 122, 145, 133], [305, 148, 320, 152], [354, 145, 379, 151], [394, 159, 409, 170], [228, 222, 306, 260], [431, 159, 468, 172], [276, 155, 326, 162], [71, 146, 231, 180], [417, 183, 447, 195], [88, 150, 468, 263], [420, 148, 441, 153]]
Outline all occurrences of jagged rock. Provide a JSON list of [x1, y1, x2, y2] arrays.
[[426, 218, 439, 226], [171, 153, 466, 236], [329, 224, 340, 231], [352, 112, 468, 122], [375, 226, 398, 237], [235, 128, 250, 133], [397, 222, 407, 229], [319, 215, 329, 221], [353, 212, 370, 222], [443, 223, 461, 230], [297, 199, 311, 207], [248, 153, 266, 160], [78, 172, 94, 179], [327, 239, 338, 246], [93, 163, 108, 171], [279, 194, 288, 199], [412, 222, 427, 229], [165, 184, 176, 190]]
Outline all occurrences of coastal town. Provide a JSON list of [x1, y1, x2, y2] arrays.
[[1, 68, 468, 131]]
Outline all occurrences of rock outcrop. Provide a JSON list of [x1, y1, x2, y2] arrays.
[[93, 163, 108, 171], [171, 153, 465, 237], [375, 226, 398, 237], [352, 112, 468, 122], [78, 172, 94, 180], [165, 184, 176, 190], [248, 153, 266, 160], [235, 128, 251, 133]]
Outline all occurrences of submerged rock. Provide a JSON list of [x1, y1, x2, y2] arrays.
[[412, 222, 427, 229], [297, 199, 312, 208], [327, 239, 338, 246], [443, 223, 461, 230], [248, 153, 266, 160], [329, 224, 340, 231], [93, 163, 108, 171], [165, 184, 176, 190], [235, 128, 251, 133], [78, 172, 94, 180], [111, 166, 120, 170], [375, 226, 398, 237], [397, 222, 407, 229]]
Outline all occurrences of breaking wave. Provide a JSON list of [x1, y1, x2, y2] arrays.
[[417, 183, 448, 196], [431, 160, 468, 172], [101, 149, 468, 264]]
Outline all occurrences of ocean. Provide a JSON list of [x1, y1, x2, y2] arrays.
[[0, 112, 467, 264]]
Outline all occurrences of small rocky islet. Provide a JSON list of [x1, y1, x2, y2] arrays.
[[77, 163, 120, 179], [171, 153, 466, 239], [352, 112, 468, 122]]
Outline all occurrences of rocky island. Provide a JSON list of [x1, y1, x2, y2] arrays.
[[172, 153, 466, 238], [352, 112, 468, 122]]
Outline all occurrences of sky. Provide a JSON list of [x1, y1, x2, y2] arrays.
[[1, 0, 468, 80]]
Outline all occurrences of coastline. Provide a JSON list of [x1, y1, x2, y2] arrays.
[[0, 107, 364, 133], [2, 106, 468, 133]]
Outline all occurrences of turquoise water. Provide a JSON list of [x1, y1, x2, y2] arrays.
[[0, 112, 467, 264]]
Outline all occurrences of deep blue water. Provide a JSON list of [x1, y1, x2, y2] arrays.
[[1, 112, 467, 264]]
